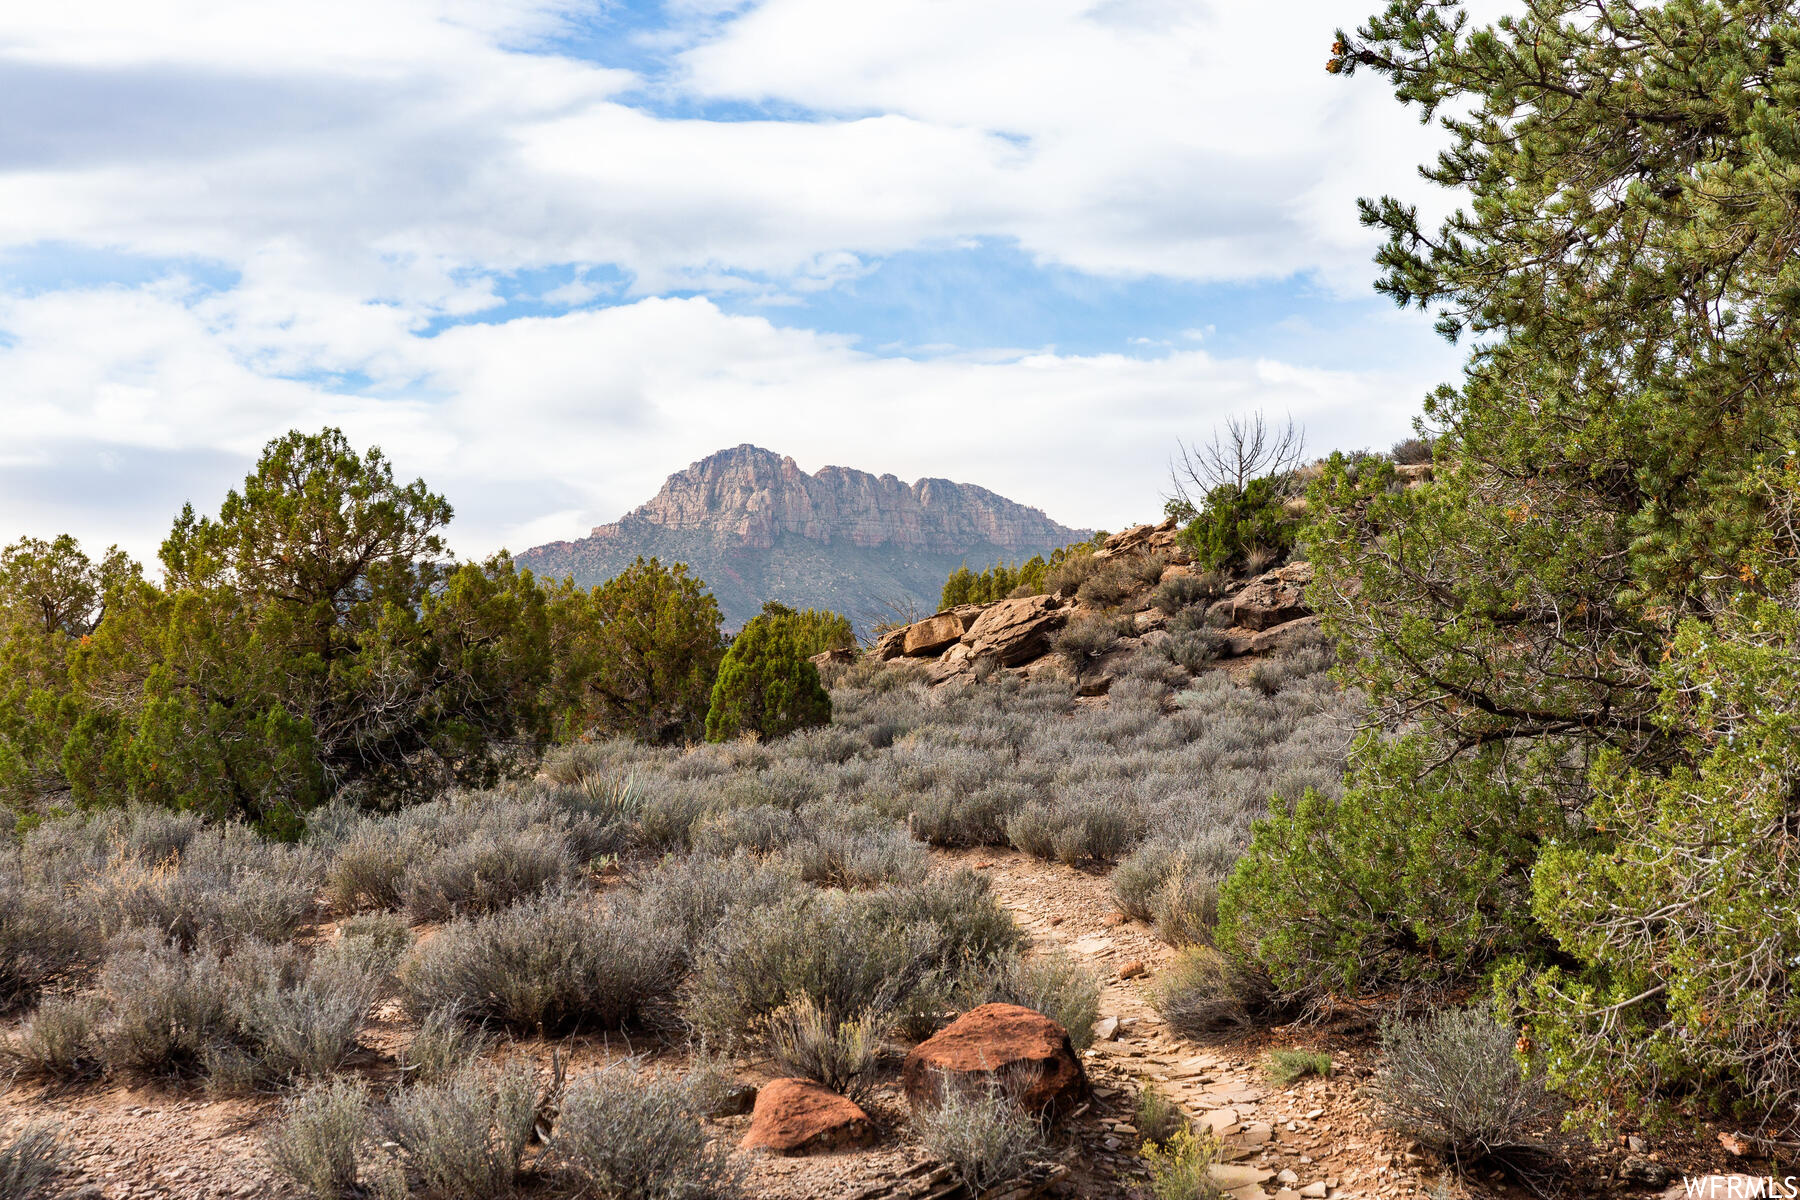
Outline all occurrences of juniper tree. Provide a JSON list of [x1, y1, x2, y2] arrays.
[[67, 430, 555, 819], [1220, 0, 1800, 1132], [554, 557, 725, 745], [704, 606, 830, 742]]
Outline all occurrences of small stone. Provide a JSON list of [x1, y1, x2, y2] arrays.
[[1277, 1169, 1300, 1184], [1304, 1108, 1324, 1120], [1094, 1017, 1120, 1042], [1103, 912, 1126, 927], [1207, 1165, 1275, 1188], [1627, 1134, 1647, 1153], [1118, 960, 1147, 980], [1619, 1155, 1672, 1187], [1299, 1183, 1328, 1198]]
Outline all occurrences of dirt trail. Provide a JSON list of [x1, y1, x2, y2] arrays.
[[938, 846, 1489, 1200]]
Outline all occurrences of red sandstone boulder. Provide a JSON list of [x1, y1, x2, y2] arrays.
[[741, 1078, 876, 1154], [901, 1003, 1088, 1119]]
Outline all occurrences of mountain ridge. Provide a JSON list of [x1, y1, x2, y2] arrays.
[[517, 445, 1092, 629]]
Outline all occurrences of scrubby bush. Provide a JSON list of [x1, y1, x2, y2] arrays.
[[970, 955, 1100, 1050], [1052, 612, 1133, 678], [0, 876, 98, 1013], [549, 1062, 741, 1200], [1374, 1008, 1558, 1164], [1114, 837, 1234, 946], [98, 932, 379, 1088], [400, 889, 682, 1034], [687, 890, 924, 1043], [1135, 1086, 1186, 1148], [322, 792, 608, 918], [377, 1061, 541, 1200], [1075, 566, 1138, 609], [1160, 630, 1227, 673], [1152, 947, 1271, 1035], [0, 1122, 65, 1199], [631, 851, 802, 957], [763, 994, 883, 1098], [400, 1005, 494, 1087], [328, 912, 413, 983], [266, 1077, 371, 1200], [1042, 550, 1100, 597], [1139, 1126, 1221, 1200], [400, 828, 577, 923], [1151, 572, 1223, 615], [89, 825, 322, 948], [224, 939, 380, 1086], [688, 874, 1017, 1044], [1389, 436, 1434, 465], [784, 819, 928, 889], [10, 995, 103, 1081], [1007, 798, 1142, 867], [98, 936, 233, 1077], [876, 870, 1023, 969], [1266, 1048, 1331, 1086], [912, 1078, 1044, 1193], [906, 781, 1028, 848]]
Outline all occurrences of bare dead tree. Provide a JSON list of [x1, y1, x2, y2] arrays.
[[856, 594, 923, 645], [1167, 413, 1307, 512]]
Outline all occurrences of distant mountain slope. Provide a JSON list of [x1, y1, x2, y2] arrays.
[[516, 445, 1093, 630]]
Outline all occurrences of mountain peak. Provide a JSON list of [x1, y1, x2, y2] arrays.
[[591, 447, 1085, 554], [519, 447, 1091, 628]]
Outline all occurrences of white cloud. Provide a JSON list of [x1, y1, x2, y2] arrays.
[[0, 0, 1457, 298], [0, 0, 1481, 563], [0, 283, 1455, 566]]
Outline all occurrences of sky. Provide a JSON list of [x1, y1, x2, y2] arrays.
[[0, 0, 1473, 566]]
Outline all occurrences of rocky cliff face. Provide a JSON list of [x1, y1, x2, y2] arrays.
[[518, 446, 1091, 630], [587, 445, 1080, 553]]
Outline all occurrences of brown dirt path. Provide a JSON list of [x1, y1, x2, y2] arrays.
[[936, 846, 1522, 1200]]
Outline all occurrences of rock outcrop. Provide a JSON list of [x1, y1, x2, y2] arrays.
[[959, 596, 1066, 666], [1232, 563, 1313, 631], [903, 1004, 1088, 1118], [904, 612, 971, 657], [1091, 516, 1182, 561], [741, 1078, 876, 1154]]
